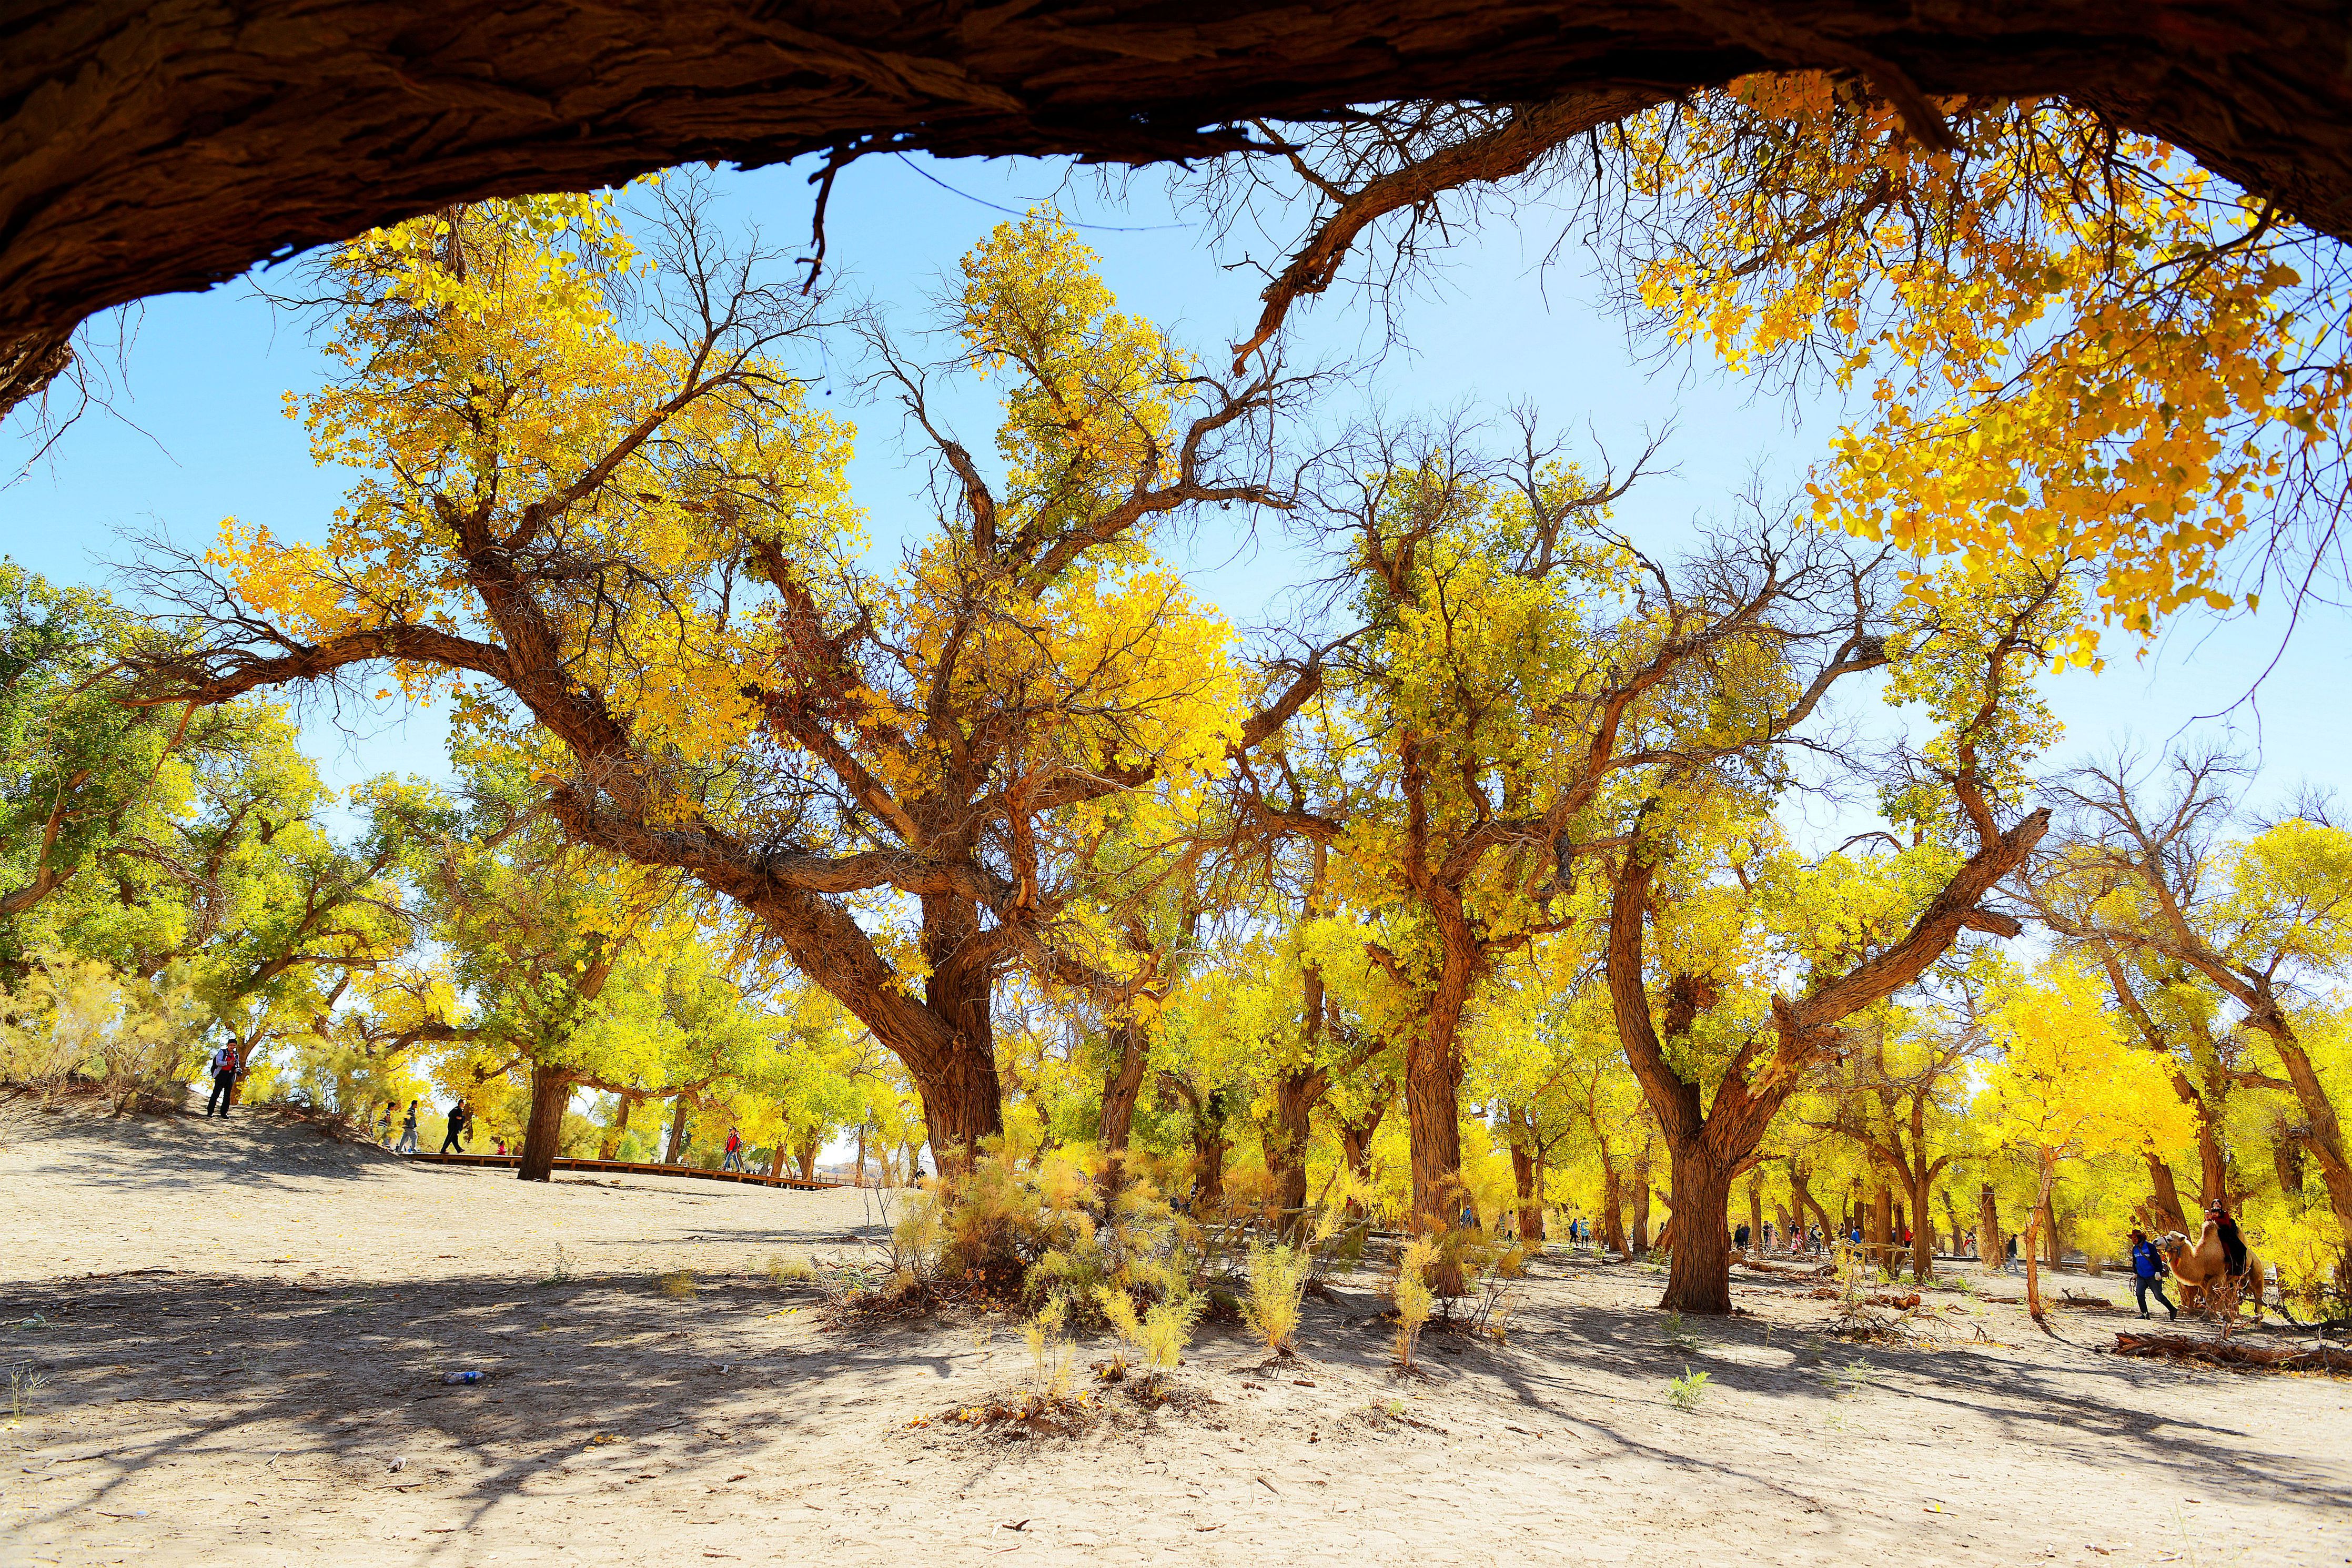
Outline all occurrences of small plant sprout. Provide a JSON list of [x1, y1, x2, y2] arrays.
[[1667, 1367, 1712, 1412], [1241, 1241, 1313, 1356], [7, 1364, 45, 1422], [656, 1268, 697, 1300], [1023, 1298, 1076, 1400], [1663, 1311, 1698, 1353], [539, 1243, 572, 1287]]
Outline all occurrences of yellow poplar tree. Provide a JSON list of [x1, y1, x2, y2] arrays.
[[1981, 962, 2196, 1319]]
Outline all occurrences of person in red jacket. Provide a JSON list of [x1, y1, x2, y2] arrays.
[[721, 1128, 745, 1172], [204, 1041, 240, 1118]]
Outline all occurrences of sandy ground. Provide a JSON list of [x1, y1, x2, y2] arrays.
[[2, 1104, 2348, 1568]]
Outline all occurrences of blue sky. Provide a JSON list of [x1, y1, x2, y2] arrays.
[[3, 150, 2343, 816]]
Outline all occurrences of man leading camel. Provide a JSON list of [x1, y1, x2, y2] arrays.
[[2127, 1228, 2177, 1321]]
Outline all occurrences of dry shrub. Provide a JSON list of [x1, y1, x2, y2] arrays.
[[764, 1251, 815, 1284], [1240, 1240, 1311, 1355], [888, 1147, 1200, 1320], [655, 1269, 697, 1299], [1392, 1238, 1438, 1371], [1097, 1283, 1205, 1380], [1, 952, 207, 1111]]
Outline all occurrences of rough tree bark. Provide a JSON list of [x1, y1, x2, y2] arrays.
[[1977, 1184, 2003, 1275], [1510, 1111, 1547, 1242], [1335, 1091, 1389, 1218], [665, 1096, 692, 1166], [598, 1089, 639, 1160], [14, 1, 2352, 409], [2145, 1154, 2190, 1233], [1606, 785, 2048, 1312], [1097, 1015, 1151, 1196], [517, 1060, 571, 1183]]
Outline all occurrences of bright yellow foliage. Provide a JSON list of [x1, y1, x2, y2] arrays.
[[1628, 78, 2342, 633]]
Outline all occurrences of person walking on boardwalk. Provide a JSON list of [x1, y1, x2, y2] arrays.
[[2127, 1228, 2177, 1320], [439, 1098, 469, 1154], [721, 1128, 745, 1172], [395, 1099, 420, 1155], [204, 1041, 240, 1118]]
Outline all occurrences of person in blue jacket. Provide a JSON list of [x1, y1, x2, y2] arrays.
[[2127, 1228, 2177, 1320]]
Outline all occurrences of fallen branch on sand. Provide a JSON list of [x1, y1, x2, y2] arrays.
[[1735, 1256, 1835, 1279], [2108, 1332, 2352, 1373]]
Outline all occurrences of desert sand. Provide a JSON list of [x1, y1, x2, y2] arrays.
[[2, 1105, 2347, 1567]]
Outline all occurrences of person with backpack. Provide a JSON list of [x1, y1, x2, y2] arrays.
[[204, 1041, 240, 1118], [721, 1128, 745, 1172], [395, 1099, 420, 1155], [2128, 1228, 2177, 1320]]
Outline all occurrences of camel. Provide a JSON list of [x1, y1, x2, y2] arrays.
[[2158, 1222, 2273, 1323]]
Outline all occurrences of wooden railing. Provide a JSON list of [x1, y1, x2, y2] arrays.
[[402, 1151, 846, 1191]]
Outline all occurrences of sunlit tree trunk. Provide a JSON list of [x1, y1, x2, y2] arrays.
[[517, 1059, 570, 1182], [1659, 1144, 1734, 1311], [2145, 1153, 2189, 1231], [2025, 1151, 2060, 1320], [1511, 1124, 1545, 1242], [1977, 1183, 2003, 1276], [598, 1090, 639, 1160], [1097, 1016, 1150, 1197]]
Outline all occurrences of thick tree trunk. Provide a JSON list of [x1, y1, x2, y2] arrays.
[[1403, 1008, 1470, 1282], [2269, 1035, 2352, 1252], [853, 1123, 869, 1187], [1659, 1144, 1737, 1314], [795, 1139, 819, 1182], [1906, 1172, 1933, 1282], [518, 1060, 570, 1183], [767, 1141, 787, 1178], [598, 1089, 638, 1160], [1511, 1131, 1545, 1243], [1977, 1184, 2004, 1275], [1097, 1017, 1150, 1189], [1601, 1164, 1628, 1255], [2275, 1135, 2308, 1211], [1195, 1119, 1228, 1208], [2146, 1153, 2189, 1232], [664, 1095, 691, 1164], [2192, 1124, 2229, 1213], [1265, 1067, 1320, 1235], [914, 899, 1005, 1165]]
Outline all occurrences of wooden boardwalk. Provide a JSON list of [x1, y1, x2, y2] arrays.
[[402, 1151, 847, 1191]]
